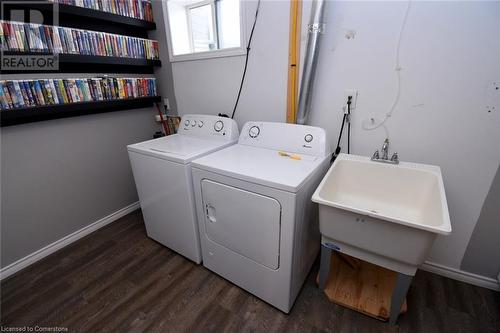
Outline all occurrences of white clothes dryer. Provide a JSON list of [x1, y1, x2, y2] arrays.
[[191, 121, 330, 312]]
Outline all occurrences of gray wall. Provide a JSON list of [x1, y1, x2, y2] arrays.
[[1, 108, 158, 268], [461, 164, 500, 279], [0, 3, 177, 269], [150, 0, 178, 115]]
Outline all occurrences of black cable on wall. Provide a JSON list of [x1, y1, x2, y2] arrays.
[[230, 0, 262, 120]]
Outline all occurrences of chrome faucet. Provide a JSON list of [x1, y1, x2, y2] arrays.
[[381, 138, 390, 160], [371, 138, 399, 164]]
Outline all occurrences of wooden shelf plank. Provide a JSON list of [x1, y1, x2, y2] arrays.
[[321, 252, 407, 321], [1, 96, 161, 127], [0, 53, 161, 74]]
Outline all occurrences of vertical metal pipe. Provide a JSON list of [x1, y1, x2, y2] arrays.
[[296, 0, 326, 125]]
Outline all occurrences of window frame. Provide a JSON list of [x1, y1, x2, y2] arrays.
[[186, 0, 217, 53], [163, 0, 247, 63]]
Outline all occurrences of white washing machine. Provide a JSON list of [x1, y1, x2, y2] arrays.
[[191, 122, 331, 312], [127, 114, 239, 263]]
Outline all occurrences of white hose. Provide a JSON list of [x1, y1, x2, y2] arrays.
[[362, 0, 412, 134]]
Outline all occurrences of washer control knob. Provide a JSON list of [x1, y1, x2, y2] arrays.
[[184, 120, 190, 126], [304, 134, 313, 143], [191, 120, 196, 127], [198, 121, 204, 128], [249, 125, 260, 138], [214, 120, 224, 132]]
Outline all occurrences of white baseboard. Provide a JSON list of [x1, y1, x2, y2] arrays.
[[421, 261, 500, 291], [0, 201, 140, 281]]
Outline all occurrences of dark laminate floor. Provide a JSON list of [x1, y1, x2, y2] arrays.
[[1, 209, 499, 333]]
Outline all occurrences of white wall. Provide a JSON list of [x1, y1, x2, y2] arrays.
[[307, 0, 500, 269], [170, 0, 290, 125], [165, 0, 500, 271]]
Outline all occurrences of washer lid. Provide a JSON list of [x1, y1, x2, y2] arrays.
[[127, 134, 236, 164], [191, 144, 328, 192]]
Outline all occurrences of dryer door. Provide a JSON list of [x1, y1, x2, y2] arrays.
[[201, 180, 281, 270]]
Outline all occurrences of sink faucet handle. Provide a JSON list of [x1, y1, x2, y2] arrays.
[[371, 150, 380, 160], [391, 152, 399, 162]]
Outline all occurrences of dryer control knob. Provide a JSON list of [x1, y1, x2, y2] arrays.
[[249, 125, 260, 138], [191, 120, 196, 127], [304, 134, 313, 143], [184, 120, 190, 126], [198, 121, 204, 128], [214, 120, 224, 132]]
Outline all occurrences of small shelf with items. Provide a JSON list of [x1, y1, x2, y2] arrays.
[[1, 96, 161, 127], [1, 77, 159, 126], [1, 20, 161, 74], [53, 0, 155, 23], [158, 115, 181, 136], [2, 1, 156, 37], [1, 0, 163, 127]]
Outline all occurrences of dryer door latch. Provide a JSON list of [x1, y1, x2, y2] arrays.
[[206, 204, 217, 223]]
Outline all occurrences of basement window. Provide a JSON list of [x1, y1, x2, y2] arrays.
[[164, 0, 244, 62]]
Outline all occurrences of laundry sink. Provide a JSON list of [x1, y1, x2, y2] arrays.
[[312, 153, 451, 275]]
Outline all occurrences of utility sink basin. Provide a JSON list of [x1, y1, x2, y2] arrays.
[[312, 153, 451, 275]]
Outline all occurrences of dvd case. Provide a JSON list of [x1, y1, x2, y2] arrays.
[[0, 77, 157, 110], [1, 21, 159, 60]]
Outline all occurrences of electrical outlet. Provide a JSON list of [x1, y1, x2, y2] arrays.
[[164, 98, 171, 111], [485, 81, 498, 114], [344, 89, 358, 110]]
